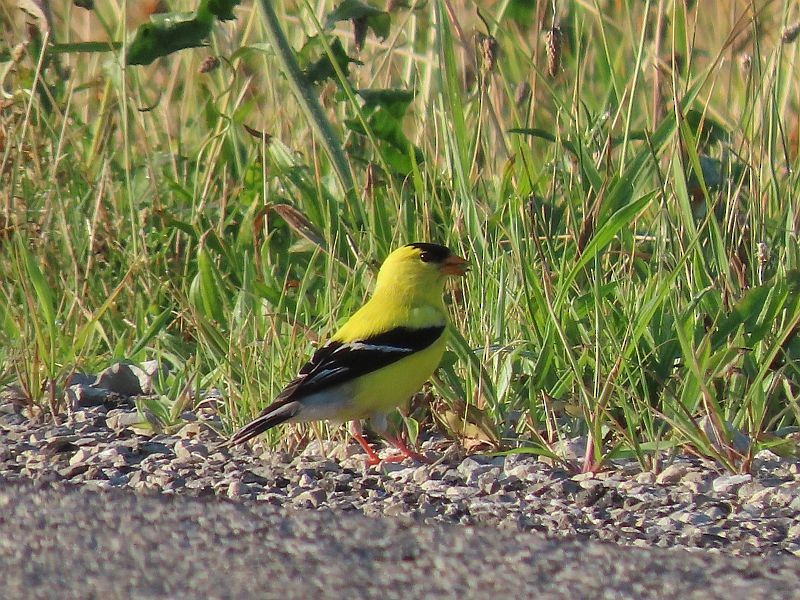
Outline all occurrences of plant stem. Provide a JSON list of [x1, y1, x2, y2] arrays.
[[257, 0, 355, 198]]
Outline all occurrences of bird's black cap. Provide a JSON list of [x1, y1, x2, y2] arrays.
[[406, 242, 452, 263]]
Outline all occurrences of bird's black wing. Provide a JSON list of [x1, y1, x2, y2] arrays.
[[275, 325, 445, 403]]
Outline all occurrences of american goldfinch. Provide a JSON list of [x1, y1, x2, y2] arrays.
[[231, 242, 469, 464]]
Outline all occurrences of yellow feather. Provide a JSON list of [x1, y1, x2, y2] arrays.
[[334, 245, 451, 342], [346, 334, 447, 418]]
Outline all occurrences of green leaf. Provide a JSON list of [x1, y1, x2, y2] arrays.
[[507, 128, 579, 157], [231, 43, 274, 60], [206, 0, 240, 21], [356, 88, 415, 117], [326, 0, 391, 40], [47, 41, 121, 55], [555, 191, 655, 309], [711, 278, 789, 350], [508, 127, 555, 143], [129, 307, 173, 358], [126, 11, 213, 65], [17, 242, 56, 335], [505, 0, 536, 26], [190, 245, 226, 324], [684, 108, 730, 147], [403, 415, 419, 445], [298, 36, 361, 85], [435, 1, 469, 184], [345, 110, 423, 174], [15, 238, 58, 375], [343, 88, 422, 173]]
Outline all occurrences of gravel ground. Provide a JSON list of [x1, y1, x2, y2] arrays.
[[3, 479, 800, 600], [2, 397, 800, 558]]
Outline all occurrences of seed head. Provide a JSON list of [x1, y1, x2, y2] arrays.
[[544, 27, 563, 78], [757, 242, 769, 266], [782, 22, 800, 44], [476, 32, 500, 74], [199, 56, 220, 74], [11, 43, 26, 62], [738, 53, 752, 76], [515, 81, 531, 106]]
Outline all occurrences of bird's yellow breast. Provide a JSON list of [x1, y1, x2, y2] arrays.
[[347, 332, 446, 419]]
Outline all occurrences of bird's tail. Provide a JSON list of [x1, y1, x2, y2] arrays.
[[229, 399, 300, 447]]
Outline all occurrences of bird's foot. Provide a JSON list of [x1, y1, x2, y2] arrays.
[[380, 452, 431, 464], [349, 421, 430, 465], [383, 435, 432, 464], [351, 430, 382, 465]]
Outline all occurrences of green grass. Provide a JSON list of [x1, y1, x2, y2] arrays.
[[2, 0, 800, 472]]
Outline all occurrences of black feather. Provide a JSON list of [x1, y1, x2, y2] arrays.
[[405, 242, 452, 263], [283, 325, 445, 399], [229, 398, 299, 446]]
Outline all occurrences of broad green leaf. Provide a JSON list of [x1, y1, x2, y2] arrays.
[[206, 0, 240, 21], [356, 88, 415, 118], [298, 36, 361, 85], [683, 108, 730, 147], [126, 12, 213, 66], [325, 0, 391, 40]]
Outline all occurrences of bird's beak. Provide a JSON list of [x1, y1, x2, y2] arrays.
[[440, 254, 470, 276]]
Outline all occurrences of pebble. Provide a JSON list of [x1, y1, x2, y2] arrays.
[[1, 399, 800, 557], [293, 489, 327, 508], [712, 474, 752, 494], [69, 448, 94, 466], [505, 462, 542, 481], [655, 464, 686, 485]]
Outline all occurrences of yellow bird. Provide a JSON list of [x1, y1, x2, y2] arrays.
[[230, 242, 469, 464]]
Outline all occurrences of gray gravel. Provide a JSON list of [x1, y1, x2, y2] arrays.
[[2, 479, 800, 600], [2, 397, 800, 559]]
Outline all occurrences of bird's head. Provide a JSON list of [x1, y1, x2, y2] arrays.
[[374, 242, 469, 300]]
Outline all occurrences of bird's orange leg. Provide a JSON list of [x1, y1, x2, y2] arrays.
[[381, 434, 432, 464], [352, 432, 382, 465], [349, 420, 381, 465]]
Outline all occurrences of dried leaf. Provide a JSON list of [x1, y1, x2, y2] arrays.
[[434, 398, 501, 451], [17, 0, 52, 31], [270, 204, 326, 251], [243, 124, 273, 143]]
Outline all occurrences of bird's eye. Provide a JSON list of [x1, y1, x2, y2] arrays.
[[419, 251, 432, 262]]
